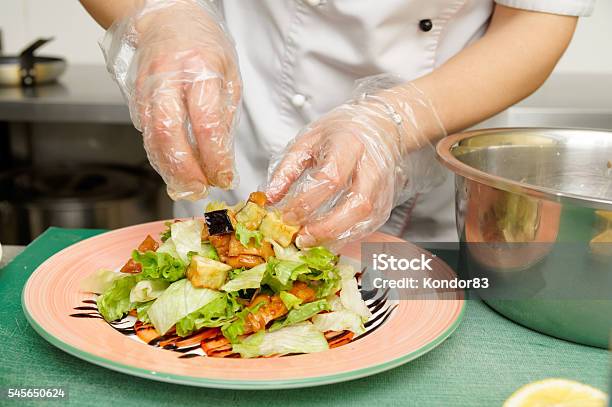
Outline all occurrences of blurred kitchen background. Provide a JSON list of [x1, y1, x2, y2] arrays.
[[0, 1, 611, 245]]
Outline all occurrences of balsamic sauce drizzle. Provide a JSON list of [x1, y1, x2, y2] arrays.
[[70, 280, 395, 359]]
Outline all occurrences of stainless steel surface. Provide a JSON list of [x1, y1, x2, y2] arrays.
[[437, 127, 612, 348], [0, 65, 130, 123], [0, 165, 160, 245], [0, 69, 610, 127], [0, 58, 66, 86], [440, 128, 612, 208], [0, 38, 66, 86]]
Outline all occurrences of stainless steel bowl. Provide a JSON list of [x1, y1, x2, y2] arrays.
[[437, 128, 612, 348]]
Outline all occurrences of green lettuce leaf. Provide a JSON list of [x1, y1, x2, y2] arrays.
[[96, 275, 141, 322], [80, 269, 125, 294], [339, 278, 372, 319], [170, 219, 203, 263], [160, 221, 172, 242], [279, 291, 302, 310], [312, 309, 366, 336], [136, 301, 154, 324], [232, 322, 329, 358], [336, 261, 358, 281], [228, 268, 244, 280], [198, 243, 219, 261], [235, 223, 263, 247], [156, 237, 180, 258], [147, 279, 223, 335], [300, 246, 338, 272], [129, 279, 170, 303], [221, 301, 266, 343], [175, 293, 242, 336], [221, 263, 267, 292], [269, 240, 301, 261], [131, 250, 186, 282], [312, 270, 341, 298], [269, 299, 329, 331], [262, 258, 310, 292]]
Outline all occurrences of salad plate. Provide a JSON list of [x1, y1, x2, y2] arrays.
[[22, 200, 464, 389]]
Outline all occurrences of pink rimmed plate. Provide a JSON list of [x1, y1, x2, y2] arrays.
[[22, 221, 464, 389]]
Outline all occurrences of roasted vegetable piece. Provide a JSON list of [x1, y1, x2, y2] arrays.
[[186, 255, 232, 289], [209, 234, 230, 257], [120, 234, 159, 273], [224, 254, 265, 269], [204, 209, 235, 236], [245, 294, 288, 333], [227, 234, 274, 260], [228, 234, 259, 257], [201, 329, 236, 357], [248, 191, 267, 207], [134, 321, 160, 344], [236, 202, 267, 230], [259, 211, 299, 247], [325, 330, 355, 348], [260, 240, 275, 261], [201, 223, 209, 241], [242, 283, 315, 334], [288, 281, 316, 303]]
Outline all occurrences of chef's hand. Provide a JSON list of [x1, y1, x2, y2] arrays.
[[265, 75, 447, 248], [102, 0, 241, 201]]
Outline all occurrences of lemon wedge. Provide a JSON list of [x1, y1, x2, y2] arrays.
[[503, 379, 608, 407], [595, 210, 612, 223], [590, 229, 612, 257]]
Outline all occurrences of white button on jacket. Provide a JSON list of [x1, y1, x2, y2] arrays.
[[177, 0, 595, 242], [291, 93, 307, 108]]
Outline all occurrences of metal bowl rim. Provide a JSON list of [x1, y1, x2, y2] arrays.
[[436, 127, 612, 210]]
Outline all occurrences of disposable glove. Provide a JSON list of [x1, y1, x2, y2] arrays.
[[101, 0, 241, 200], [265, 75, 447, 248]]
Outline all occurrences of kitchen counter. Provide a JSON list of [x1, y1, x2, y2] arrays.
[[0, 65, 130, 123], [0, 227, 608, 406], [0, 65, 611, 128]]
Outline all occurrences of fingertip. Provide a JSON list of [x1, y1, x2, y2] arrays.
[[213, 169, 234, 189], [166, 182, 208, 202], [263, 181, 286, 204], [282, 211, 298, 225], [295, 232, 316, 249]]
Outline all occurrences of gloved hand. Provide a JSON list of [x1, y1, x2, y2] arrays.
[[101, 0, 241, 201], [265, 75, 447, 248]]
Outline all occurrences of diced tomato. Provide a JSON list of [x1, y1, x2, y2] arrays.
[[120, 258, 142, 274], [120, 234, 159, 273], [138, 235, 159, 252]]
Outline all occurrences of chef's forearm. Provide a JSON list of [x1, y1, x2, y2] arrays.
[[410, 4, 577, 138], [79, 0, 141, 29]]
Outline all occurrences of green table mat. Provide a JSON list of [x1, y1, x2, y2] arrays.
[[0, 228, 608, 406]]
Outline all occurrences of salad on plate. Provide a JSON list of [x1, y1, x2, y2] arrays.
[[80, 192, 373, 359]]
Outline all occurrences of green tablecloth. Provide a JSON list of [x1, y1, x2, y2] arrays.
[[1, 228, 608, 406]]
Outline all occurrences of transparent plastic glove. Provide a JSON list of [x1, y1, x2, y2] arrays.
[[101, 0, 241, 201], [265, 74, 447, 249]]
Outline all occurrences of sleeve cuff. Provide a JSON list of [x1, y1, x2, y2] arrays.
[[494, 0, 595, 16]]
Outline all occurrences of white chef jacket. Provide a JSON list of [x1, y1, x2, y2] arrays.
[[176, 0, 594, 242]]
